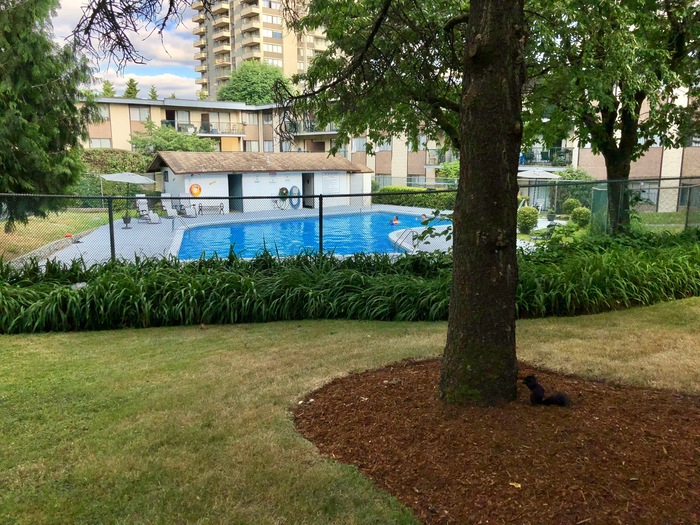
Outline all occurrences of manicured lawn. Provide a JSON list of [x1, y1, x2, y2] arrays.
[[0, 211, 109, 260], [1, 298, 699, 523]]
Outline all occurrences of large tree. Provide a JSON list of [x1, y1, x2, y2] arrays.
[[149, 84, 159, 100], [72, 0, 525, 404], [130, 119, 217, 154], [279, 0, 526, 404], [525, 0, 700, 233], [0, 0, 97, 230], [102, 80, 117, 97], [218, 61, 291, 105]]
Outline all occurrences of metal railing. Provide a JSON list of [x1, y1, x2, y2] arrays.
[[160, 120, 245, 135], [1, 178, 698, 266]]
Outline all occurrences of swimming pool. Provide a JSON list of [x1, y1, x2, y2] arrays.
[[177, 212, 430, 259]]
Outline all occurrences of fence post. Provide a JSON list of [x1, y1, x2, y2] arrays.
[[318, 194, 323, 253], [685, 185, 693, 230], [107, 197, 116, 262]]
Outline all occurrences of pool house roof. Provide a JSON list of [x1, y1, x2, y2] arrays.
[[147, 151, 373, 175]]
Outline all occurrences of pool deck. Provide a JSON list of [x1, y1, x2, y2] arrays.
[[40, 206, 553, 265]]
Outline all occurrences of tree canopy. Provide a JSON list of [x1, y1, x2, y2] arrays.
[[525, 0, 700, 232], [130, 120, 217, 154], [0, 0, 97, 229], [148, 85, 158, 100], [218, 61, 291, 105]]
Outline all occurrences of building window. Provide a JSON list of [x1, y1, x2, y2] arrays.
[[263, 140, 274, 152], [352, 137, 367, 153], [244, 140, 259, 152], [98, 105, 110, 120], [261, 0, 281, 9], [263, 29, 283, 38], [243, 112, 258, 125], [262, 14, 282, 24], [689, 136, 700, 147], [129, 107, 150, 122], [176, 110, 190, 123], [408, 175, 426, 188], [374, 174, 392, 189], [89, 138, 112, 148], [281, 140, 293, 152], [376, 141, 392, 152], [264, 58, 283, 67], [297, 62, 305, 71], [263, 43, 283, 53], [262, 111, 273, 124]]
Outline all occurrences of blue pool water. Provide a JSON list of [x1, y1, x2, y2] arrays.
[[178, 212, 432, 259]]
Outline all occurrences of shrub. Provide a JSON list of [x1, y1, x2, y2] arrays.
[[562, 198, 582, 215], [517, 206, 539, 234], [517, 194, 530, 206], [373, 186, 456, 211], [571, 207, 592, 228]]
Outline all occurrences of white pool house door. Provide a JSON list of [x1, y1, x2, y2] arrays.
[[302, 173, 314, 208]]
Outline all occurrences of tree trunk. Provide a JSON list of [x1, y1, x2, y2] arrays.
[[603, 152, 632, 235], [439, 0, 525, 405]]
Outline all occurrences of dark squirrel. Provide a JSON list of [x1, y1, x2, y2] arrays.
[[523, 375, 571, 407]]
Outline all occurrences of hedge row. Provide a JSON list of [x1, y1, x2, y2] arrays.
[[1, 231, 699, 333], [373, 186, 456, 211]]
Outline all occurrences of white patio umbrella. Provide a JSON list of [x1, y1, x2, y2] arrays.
[[99, 172, 156, 215], [517, 170, 562, 180]]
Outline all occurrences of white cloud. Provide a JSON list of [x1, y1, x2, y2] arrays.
[[53, 0, 197, 98]]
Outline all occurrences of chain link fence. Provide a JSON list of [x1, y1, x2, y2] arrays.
[[1, 177, 698, 266]]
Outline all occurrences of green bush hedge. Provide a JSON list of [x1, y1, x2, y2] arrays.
[[562, 198, 582, 215], [518, 206, 539, 234], [2, 230, 699, 333], [372, 186, 456, 211], [571, 207, 592, 227]]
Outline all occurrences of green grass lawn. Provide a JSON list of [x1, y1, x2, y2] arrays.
[[1, 298, 699, 524], [0, 211, 110, 260]]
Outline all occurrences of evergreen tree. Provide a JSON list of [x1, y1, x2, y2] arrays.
[[148, 84, 158, 100], [101, 80, 117, 97], [0, 0, 98, 230], [123, 78, 139, 98]]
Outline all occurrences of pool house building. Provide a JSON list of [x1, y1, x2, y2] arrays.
[[147, 151, 374, 213]]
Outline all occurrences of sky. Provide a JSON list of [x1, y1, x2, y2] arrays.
[[52, 0, 199, 100]]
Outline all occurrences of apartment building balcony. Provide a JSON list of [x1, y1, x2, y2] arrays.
[[215, 67, 231, 80], [192, 0, 204, 10], [213, 43, 232, 54], [215, 55, 232, 66], [286, 120, 339, 135], [162, 120, 244, 136], [193, 38, 207, 48], [195, 64, 208, 73], [241, 4, 260, 18], [240, 33, 261, 46], [195, 77, 209, 85], [212, 28, 231, 41], [241, 19, 261, 32], [212, 1, 230, 14], [193, 25, 206, 36], [520, 147, 572, 167], [194, 51, 207, 60], [192, 12, 205, 23], [212, 14, 230, 27], [241, 47, 262, 60]]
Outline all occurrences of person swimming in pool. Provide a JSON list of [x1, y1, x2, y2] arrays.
[[420, 213, 428, 223], [389, 216, 399, 225]]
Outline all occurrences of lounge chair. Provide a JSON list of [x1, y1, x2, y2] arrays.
[[179, 194, 198, 217], [135, 194, 161, 224], [160, 193, 177, 218]]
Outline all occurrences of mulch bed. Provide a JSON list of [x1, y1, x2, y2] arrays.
[[293, 358, 700, 524]]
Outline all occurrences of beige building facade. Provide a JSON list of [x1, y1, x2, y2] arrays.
[[191, 0, 326, 99], [87, 97, 700, 203]]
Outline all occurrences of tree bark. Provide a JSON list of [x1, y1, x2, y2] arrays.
[[439, 0, 525, 405], [603, 151, 633, 235]]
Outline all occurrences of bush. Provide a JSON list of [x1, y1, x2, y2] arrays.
[[571, 207, 592, 228], [373, 186, 456, 211], [517, 206, 539, 234], [562, 198, 581, 215]]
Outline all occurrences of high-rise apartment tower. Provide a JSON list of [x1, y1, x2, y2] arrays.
[[191, 0, 326, 99]]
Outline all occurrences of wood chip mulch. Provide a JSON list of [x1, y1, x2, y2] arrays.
[[293, 358, 700, 525]]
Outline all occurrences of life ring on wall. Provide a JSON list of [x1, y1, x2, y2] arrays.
[[189, 184, 202, 197], [289, 185, 301, 209], [278, 187, 289, 200]]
